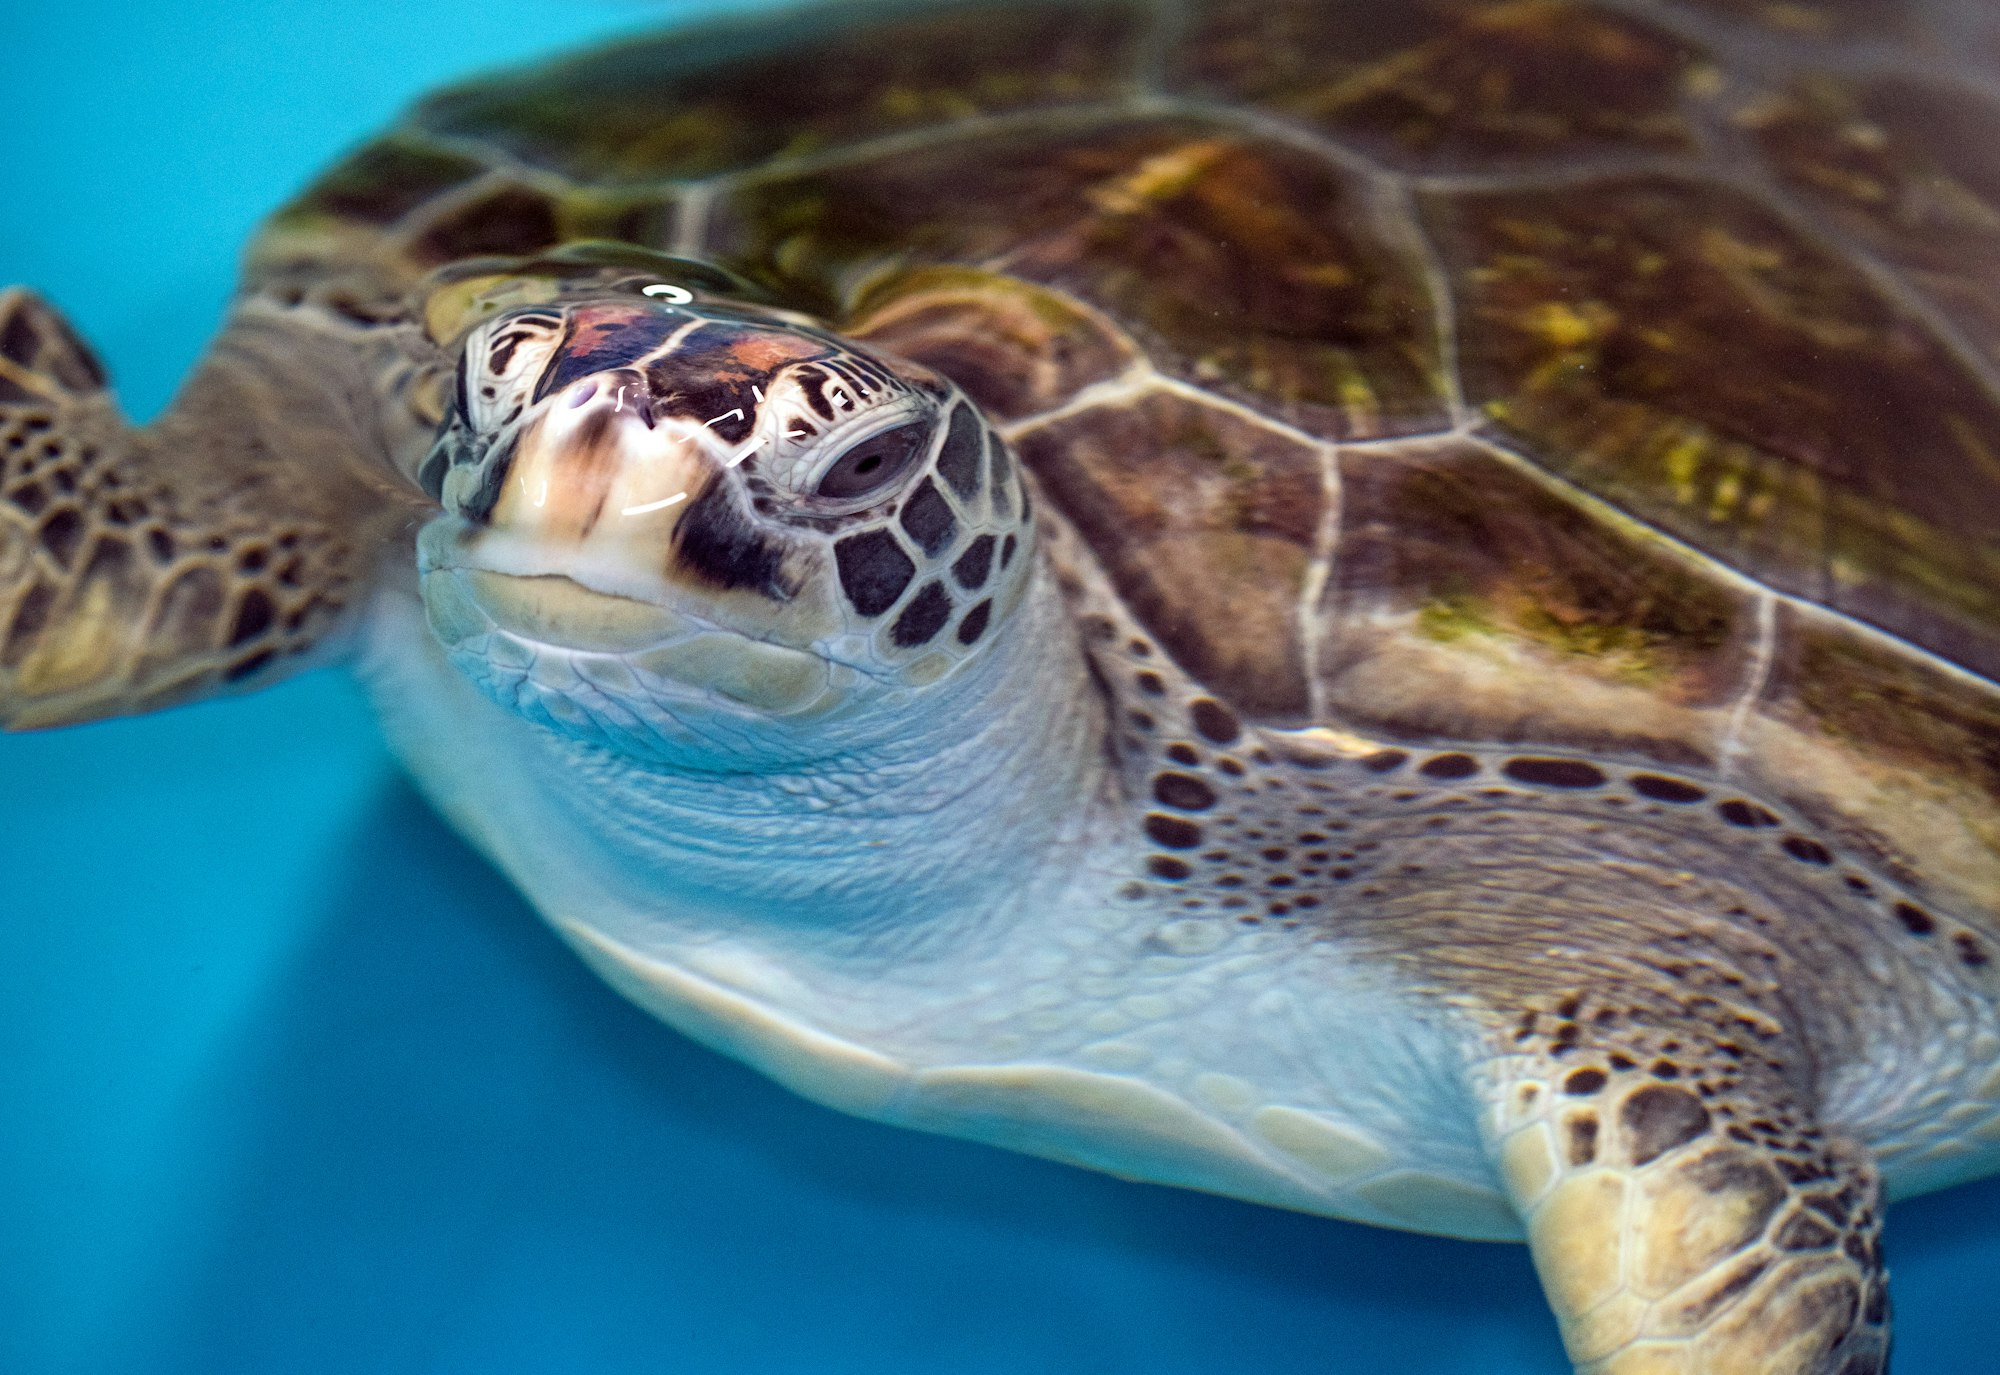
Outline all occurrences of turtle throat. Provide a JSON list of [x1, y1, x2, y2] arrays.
[[455, 550, 1112, 928]]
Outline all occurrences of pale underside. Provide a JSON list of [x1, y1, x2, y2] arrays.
[[360, 517, 2000, 1244], [365, 572, 1546, 1241]]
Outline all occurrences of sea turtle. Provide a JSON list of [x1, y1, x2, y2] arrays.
[[6, 0, 2000, 1369]]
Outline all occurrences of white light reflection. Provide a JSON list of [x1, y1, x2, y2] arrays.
[[621, 491, 688, 516]]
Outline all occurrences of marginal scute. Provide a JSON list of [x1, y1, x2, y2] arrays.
[[0, 292, 107, 398], [415, 0, 1154, 183], [1736, 604, 2000, 932], [715, 119, 1450, 437], [410, 184, 566, 266], [1013, 390, 1325, 718], [1425, 174, 2000, 679], [1172, 0, 1705, 170], [1321, 438, 1754, 761], [270, 136, 489, 230]]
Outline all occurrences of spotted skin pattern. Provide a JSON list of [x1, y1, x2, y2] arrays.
[[1037, 499, 1994, 1370], [0, 289, 421, 728], [7, 3, 2000, 1371]]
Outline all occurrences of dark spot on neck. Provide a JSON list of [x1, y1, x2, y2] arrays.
[[1631, 773, 1706, 804], [1719, 799, 1781, 828], [1144, 814, 1203, 849], [1189, 698, 1241, 745], [1418, 753, 1479, 780], [1781, 835, 1834, 865], [1153, 773, 1218, 811], [1503, 757, 1606, 789], [1566, 1115, 1599, 1165], [1563, 1068, 1607, 1095], [1892, 902, 1935, 936]]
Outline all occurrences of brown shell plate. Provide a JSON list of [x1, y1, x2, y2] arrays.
[[248, 0, 2000, 919]]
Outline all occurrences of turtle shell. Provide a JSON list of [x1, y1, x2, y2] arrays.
[[250, 0, 2000, 927]]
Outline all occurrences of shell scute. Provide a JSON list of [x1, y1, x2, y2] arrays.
[[413, 0, 1154, 184], [407, 183, 567, 267], [845, 267, 1140, 422], [1741, 75, 2000, 375], [1423, 173, 2000, 679], [1170, 0, 1707, 171], [1319, 437, 1758, 764], [273, 136, 490, 230], [1671, 0, 1933, 44], [1739, 605, 2000, 934], [224, 0, 2000, 938], [1012, 390, 1327, 720], [714, 119, 1452, 438]]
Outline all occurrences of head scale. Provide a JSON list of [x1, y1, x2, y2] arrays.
[[415, 282, 1034, 764]]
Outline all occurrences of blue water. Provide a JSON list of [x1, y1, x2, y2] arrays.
[[1, 3, 1995, 1371]]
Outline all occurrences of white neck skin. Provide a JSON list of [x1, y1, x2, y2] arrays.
[[465, 558, 1113, 938]]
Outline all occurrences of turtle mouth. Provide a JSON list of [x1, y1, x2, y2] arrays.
[[427, 565, 699, 653], [419, 561, 844, 716]]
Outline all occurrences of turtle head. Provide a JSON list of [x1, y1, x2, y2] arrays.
[[415, 289, 1034, 763]]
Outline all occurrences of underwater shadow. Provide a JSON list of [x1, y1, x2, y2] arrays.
[[147, 779, 1997, 1374]]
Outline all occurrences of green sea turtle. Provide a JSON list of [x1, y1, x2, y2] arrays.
[[7, 0, 2000, 1369]]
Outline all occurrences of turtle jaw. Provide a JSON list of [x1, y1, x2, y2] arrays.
[[417, 520, 856, 727]]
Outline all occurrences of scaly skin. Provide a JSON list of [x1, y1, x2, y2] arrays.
[[0, 290, 426, 727], [9, 253, 1999, 1375], [361, 474, 1996, 1375]]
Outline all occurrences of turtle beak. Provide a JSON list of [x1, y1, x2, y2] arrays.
[[478, 371, 714, 549]]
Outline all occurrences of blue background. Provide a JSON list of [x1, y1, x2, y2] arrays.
[[1, 3, 1995, 1371]]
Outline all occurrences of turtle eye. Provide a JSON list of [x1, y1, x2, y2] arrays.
[[814, 421, 931, 501]]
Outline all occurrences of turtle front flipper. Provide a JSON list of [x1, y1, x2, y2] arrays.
[[1484, 1000, 1890, 1374], [0, 288, 419, 729]]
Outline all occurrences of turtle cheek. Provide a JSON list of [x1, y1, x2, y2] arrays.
[[668, 476, 798, 602]]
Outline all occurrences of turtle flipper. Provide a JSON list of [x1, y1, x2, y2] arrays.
[[1484, 1007, 1890, 1374], [0, 288, 415, 729]]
